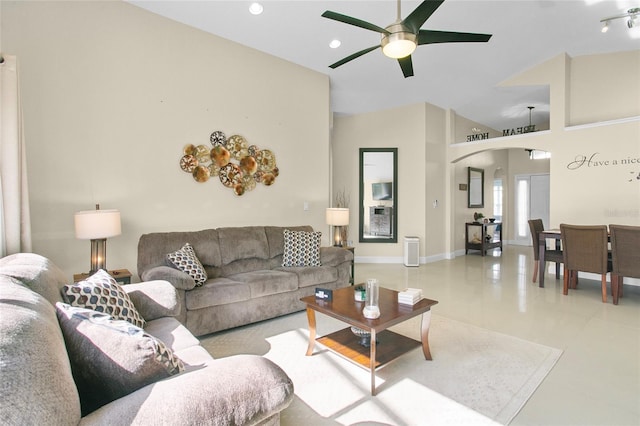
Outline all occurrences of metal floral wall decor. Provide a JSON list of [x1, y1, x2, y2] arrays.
[[179, 131, 278, 196]]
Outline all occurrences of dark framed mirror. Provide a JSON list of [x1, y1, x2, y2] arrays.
[[467, 167, 484, 208], [359, 148, 398, 243]]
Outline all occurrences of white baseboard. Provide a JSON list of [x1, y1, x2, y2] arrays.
[[354, 252, 639, 287], [354, 253, 449, 264]]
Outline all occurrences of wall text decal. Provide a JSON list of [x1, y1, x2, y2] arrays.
[[566, 152, 640, 183]]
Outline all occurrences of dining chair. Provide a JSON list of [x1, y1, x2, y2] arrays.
[[528, 219, 563, 283], [560, 224, 611, 303], [609, 224, 640, 305]]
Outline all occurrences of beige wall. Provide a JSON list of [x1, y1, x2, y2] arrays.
[[2, 1, 331, 279], [331, 104, 431, 262], [569, 51, 640, 126]]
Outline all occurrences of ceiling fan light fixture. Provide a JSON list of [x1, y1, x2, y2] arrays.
[[600, 7, 640, 32], [381, 30, 417, 59]]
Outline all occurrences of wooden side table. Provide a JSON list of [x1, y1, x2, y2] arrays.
[[73, 269, 132, 285], [465, 222, 502, 256]]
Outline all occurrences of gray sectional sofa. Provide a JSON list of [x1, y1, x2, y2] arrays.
[[137, 225, 353, 336], [0, 253, 294, 425]]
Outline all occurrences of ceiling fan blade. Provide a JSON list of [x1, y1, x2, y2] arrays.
[[322, 11, 390, 34], [329, 46, 381, 69], [418, 30, 492, 45], [398, 56, 414, 78], [402, 0, 445, 34]]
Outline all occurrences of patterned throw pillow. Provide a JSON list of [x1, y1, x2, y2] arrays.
[[55, 303, 184, 415], [282, 229, 322, 267], [166, 243, 208, 286], [62, 269, 145, 328]]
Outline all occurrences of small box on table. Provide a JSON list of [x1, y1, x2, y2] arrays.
[[398, 288, 422, 305]]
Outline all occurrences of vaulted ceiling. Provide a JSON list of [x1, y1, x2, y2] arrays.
[[129, 0, 640, 132]]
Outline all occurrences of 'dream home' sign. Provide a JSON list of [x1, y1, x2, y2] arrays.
[[466, 132, 490, 142], [502, 125, 536, 136]]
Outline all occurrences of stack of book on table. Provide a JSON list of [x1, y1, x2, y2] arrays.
[[398, 288, 422, 305]]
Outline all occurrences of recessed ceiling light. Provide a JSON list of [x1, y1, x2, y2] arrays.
[[329, 39, 341, 49], [249, 2, 263, 15]]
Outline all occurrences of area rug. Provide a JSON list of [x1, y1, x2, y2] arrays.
[[200, 312, 562, 425]]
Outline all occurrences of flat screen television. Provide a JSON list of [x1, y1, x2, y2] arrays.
[[372, 182, 393, 201]]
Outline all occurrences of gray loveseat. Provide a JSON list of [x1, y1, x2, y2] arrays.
[[138, 225, 353, 336], [0, 253, 294, 425]]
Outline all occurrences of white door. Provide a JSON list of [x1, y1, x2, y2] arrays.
[[514, 174, 550, 245]]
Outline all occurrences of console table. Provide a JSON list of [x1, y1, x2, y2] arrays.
[[465, 222, 502, 256]]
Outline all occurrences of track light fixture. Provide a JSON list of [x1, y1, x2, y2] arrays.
[[600, 7, 639, 32]]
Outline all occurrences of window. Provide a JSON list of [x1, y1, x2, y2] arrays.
[[493, 178, 503, 222]]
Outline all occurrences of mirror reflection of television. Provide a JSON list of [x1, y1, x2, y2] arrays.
[[372, 182, 393, 201]]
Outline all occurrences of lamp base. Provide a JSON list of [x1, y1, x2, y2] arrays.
[[333, 225, 344, 247], [89, 238, 107, 274]]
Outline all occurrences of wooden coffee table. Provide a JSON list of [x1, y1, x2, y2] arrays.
[[300, 285, 438, 395]]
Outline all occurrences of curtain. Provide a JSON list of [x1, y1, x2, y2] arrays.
[[1, 55, 32, 257]]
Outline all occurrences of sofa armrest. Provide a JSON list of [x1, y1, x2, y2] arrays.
[[124, 280, 180, 321], [140, 266, 197, 291], [320, 246, 353, 267], [80, 355, 294, 426]]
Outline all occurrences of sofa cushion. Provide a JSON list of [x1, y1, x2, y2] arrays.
[[62, 269, 145, 328], [186, 277, 250, 310], [137, 229, 222, 274], [282, 229, 322, 267], [275, 266, 338, 288], [218, 226, 269, 264], [265, 225, 313, 258], [173, 345, 216, 370], [0, 252, 68, 306], [229, 270, 298, 298], [80, 355, 293, 426], [56, 303, 184, 415], [167, 243, 208, 286], [0, 277, 81, 425], [123, 280, 181, 321], [144, 316, 201, 352]]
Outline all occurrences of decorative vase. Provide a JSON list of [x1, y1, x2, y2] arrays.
[[363, 278, 380, 319]]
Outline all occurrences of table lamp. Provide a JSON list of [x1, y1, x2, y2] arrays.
[[326, 207, 349, 247], [74, 204, 121, 274]]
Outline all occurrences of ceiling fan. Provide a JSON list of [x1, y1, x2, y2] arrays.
[[322, 0, 492, 78]]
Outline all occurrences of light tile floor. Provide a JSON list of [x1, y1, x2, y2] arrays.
[[354, 245, 640, 426]]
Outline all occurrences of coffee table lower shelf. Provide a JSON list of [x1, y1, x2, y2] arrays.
[[317, 328, 421, 370]]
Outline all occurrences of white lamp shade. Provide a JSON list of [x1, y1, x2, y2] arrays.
[[74, 209, 121, 239], [326, 208, 349, 226]]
